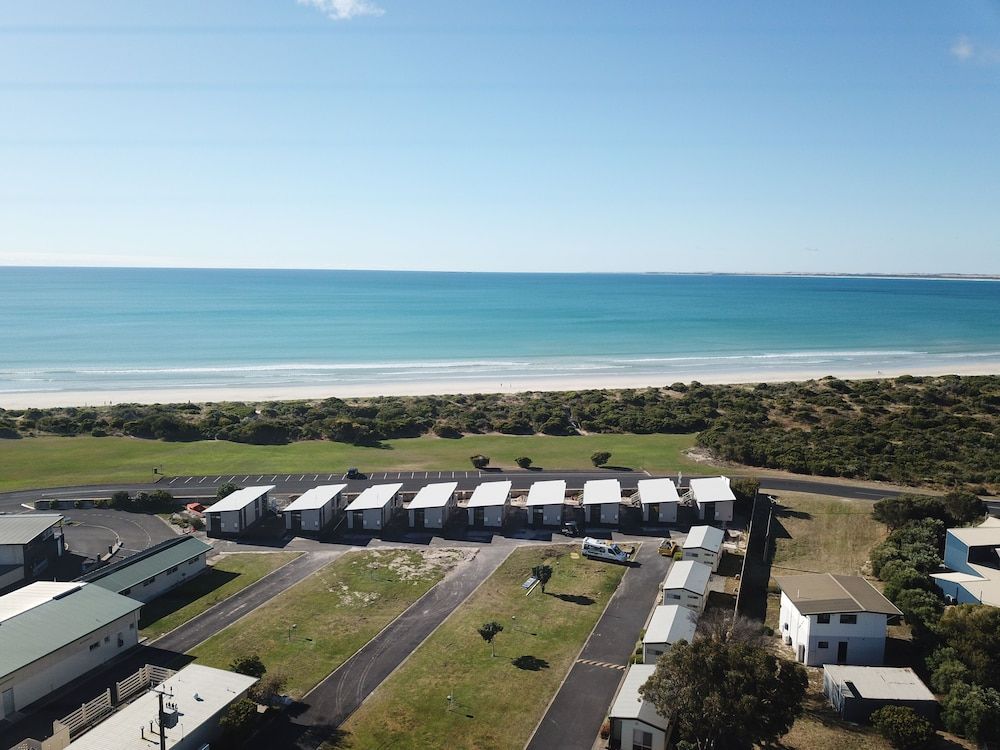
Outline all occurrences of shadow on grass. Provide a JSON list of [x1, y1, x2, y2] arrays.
[[601, 465, 633, 472], [774, 505, 812, 520], [511, 655, 549, 671], [138, 568, 241, 629], [548, 593, 595, 606]]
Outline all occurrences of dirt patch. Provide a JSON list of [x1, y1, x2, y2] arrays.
[[368, 547, 476, 581]]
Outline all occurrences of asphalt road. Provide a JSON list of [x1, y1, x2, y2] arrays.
[[251, 544, 514, 750], [526, 543, 670, 750]]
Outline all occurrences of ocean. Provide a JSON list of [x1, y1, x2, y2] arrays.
[[1, 267, 999, 402]]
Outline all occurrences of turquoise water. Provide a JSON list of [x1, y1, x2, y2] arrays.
[[1, 267, 999, 397]]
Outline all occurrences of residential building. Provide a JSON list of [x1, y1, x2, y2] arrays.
[[466, 481, 512, 528], [931, 517, 1000, 607], [344, 483, 404, 531], [407, 482, 459, 529], [823, 665, 938, 723], [203, 485, 274, 537], [0, 582, 142, 722], [635, 479, 679, 524], [682, 525, 725, 572], [582, 478, 622, 525], [661, 560, 712, 612], [77, 536, 212, 603], [0, 514, 64, 592], [282, 484, 348, 536], [525, 480, 567, 527], [776, 573, 902, 667], [643, 605, 697, 664], [687, 476, 735, 524], [608, 664, 670, 750]]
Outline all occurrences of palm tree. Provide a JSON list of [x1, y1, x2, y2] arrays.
[[478, 621, 504, 657]]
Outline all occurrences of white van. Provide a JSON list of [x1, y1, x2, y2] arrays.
[[581, 537, 634, 563]]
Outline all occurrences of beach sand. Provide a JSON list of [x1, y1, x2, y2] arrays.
[[4, 361, 1000, 410]]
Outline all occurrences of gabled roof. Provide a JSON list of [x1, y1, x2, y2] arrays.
[[609, 664, 669, 731], [582, 479, 621, 506], [205, 485, 274, 513], [78, 536, 212, 594], [636, 478, 680, 505], [344, 483, 404, 512], [466, 481, 512, 508], [683, 525, 725, 553], [775, 573, 901, 616], [644, 604, 697, 645], [525, 480, 567, 506], [283, 484, 348, 512], [408, 482, 459, 509], [0, 514, 63, 545], [662, 560, 712, 595], [688, 476, 735, 504], [0, 582, 143, 679]]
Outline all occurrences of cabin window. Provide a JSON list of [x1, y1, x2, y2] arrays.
[[167, 566, 179, 575], [840, 614, 857, 624], [142, 576, 155, 587], [667, 594, 681, 601], [632, 729, 654, 750], [817, 614, 831, 624], [89, 642, 99, 651], [818, 641, 829, 649]]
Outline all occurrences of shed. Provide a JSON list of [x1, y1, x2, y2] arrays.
[[635, 479, 680, 524], [525, 480, 567, 527], [661, 560, 712, 612], [682, 525, 725, 572], [687, 476, 735, 524], [408, 482, 459, 529], [582, 479, 622, 526], [282, 484, 348, 535], [608, 664, 670, 750], [823, 665, 938, 724], [77, 536, 212, 602], [643, 604, 698, 664], [466, 481, 512, 528], [344, 483, 404, 532], [203, 485, 274, 537], [0, 514, 65, 592]]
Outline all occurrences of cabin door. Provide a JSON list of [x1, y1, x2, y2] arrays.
[[290, 512, 302, 532], [704, 503, 716, 522], [589, 505, 601, 525], [2, 688, 13, 717], [208, 515, 221, 535], [413, 509, 425, 529], [532, 507, 544, 527], [648, 503, 659, 523], [473, 507, 485, 528]]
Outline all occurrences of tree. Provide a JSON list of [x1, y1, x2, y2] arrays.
[[640, 638, 807, 750], [936, 605, 1000, 689], [729, 477, 760, 512], [532, 564, 553, 594], [942, 683, 1000, 744], [250, 671, 288, 705], [109, 490, 131, 509], [478, 621, 504, 657], [881, 566, 932, 603], [941, 490, 985, 527], [470, 454, 490, 470], [873, 495, 949, 530], [590, 451, 611, 467], [870, 705, 936, 749], [217, 481, 242, 501], [229, 654, 267, 679], [894, 588, 944, 637], [695, 610, 768, 648], [515, 456, 533, 469], [217, 698, 259, 746]]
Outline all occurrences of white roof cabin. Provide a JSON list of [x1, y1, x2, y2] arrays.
[[206, 485, 275, 513], [684, 525, 725, 553], [344, 483, 404, 512], [525, 480, 567, 506], [688, 476, 736, 504], [283, 484, 348, 512], [663, 560, 712, 594], [466, 481, 512, 508], [609, 664, 669, 731], [408, 482, 459, 509], [645, 604, 697, 645], [582, 478, 622, 505], [635, 478, 680, 505]]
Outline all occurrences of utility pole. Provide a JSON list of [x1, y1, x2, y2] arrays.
[[151, 685, 171, 750]]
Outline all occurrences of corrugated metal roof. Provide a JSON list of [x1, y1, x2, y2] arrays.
[[644, 604, 698, 645], [525, 480, 567, 506], [283, 484, 348, 512], [78, 536, 212, 594], [0, 514, 62, 545], [683, 525, 725, 552], [662, 560, 712, 594], [204, 485, 274, 514], [689, 476, 736, 503], [636, 478, 679, 505], [582, 479, 621, 506], [775, 573, 902, 616], [609, 664, 669, 730], [0, 582, 143, 679], [408, 482, 458, 510], [466, 481, 512, 508], [344, 483, 404, 512]]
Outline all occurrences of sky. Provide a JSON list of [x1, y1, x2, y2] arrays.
[[1, 1, 999, 274]]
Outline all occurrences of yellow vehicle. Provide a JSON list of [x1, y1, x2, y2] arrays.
[[657, 539, 678, 557]]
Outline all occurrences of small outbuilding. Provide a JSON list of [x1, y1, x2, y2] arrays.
[[643, 604, 698, 664], [204, 485, 274, 538], [345, 483, 404, 532], [408, 482, 459, 529], [525, 480, 567, 527], [661, 560, 712, 612], [635, 479, 680, 524], [0, 514, 65, 592], [582, 479, 622, 526], [77, 535, 212, 602], [466, 481, 512, 528], [687, 476, 735, 525], [282, 484, 348, 535], [682, 525, 725, 572], [608, 664, 670, 750], [823, 665, 938, 724]]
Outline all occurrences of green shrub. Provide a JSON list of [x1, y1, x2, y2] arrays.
[[870, 705, 935, 749]]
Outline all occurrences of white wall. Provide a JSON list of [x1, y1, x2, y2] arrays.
[[119, 554, 208, 603], [467, 505, 505, 527], [661, 587, 704, 612], [698, 500, 733, 524], [779, 593, 888, 666], [682, 547, 720, 572], [543, 505, 564, 526], [610, 718, 667, 750], [644, 503, 677, 524], [600, 503, 619, 525]]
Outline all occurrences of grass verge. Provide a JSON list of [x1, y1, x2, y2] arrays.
[[0, 433, 706, 493], [334, 545, 626, 750], [188, 548, 467, 698], [139, 552, 301, 640]]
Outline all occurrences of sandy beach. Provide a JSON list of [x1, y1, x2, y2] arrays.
[[4, 361, 1000, 410]]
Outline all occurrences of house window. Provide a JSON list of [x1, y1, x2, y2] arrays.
[[840, 614, 857, 624], [667, 594, 681, 601], [142, 576, 155, 587], [167, 565, 179, 575], [782, 623, 789, 631], [188, 558, 197, 565], [817, 614, 830, 624], [89, 642, 99, 651], [818, 641, 829, 649], [104, 635, 110, 644], [632, 728, 654, 750]]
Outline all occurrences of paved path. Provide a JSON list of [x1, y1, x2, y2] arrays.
[[526, 543, 670, 750], [251, 544, 514, 749]]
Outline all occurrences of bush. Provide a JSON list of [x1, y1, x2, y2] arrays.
[[870, 705, 935, 749], [470, 454, 490, 469], [433, 423, 462, 439], [515, 456, 532, 469], [590, 451, 611, 467], [942, 683, 1000, 743], [109, 490, 131, 509]]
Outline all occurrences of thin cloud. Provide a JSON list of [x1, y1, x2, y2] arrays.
[[950, 35, 1000, 65], [298, 0, 385, 20]]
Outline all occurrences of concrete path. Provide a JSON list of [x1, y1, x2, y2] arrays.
[[251, 544, 514, 749], [526, 543, 670, 750]]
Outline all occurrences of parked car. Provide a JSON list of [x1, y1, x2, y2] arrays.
[[345, 467, 365, 480], [558, 520, 580, 537], [581, 537, 635, 563]]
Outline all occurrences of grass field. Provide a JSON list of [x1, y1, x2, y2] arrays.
[[139, 552, 301, 640], [0, 433, 707, 492], [188, 548, 466, 698], [335, 545, 626, 750]]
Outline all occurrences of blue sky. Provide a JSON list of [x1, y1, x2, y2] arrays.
[[1, 1, 998, 273]]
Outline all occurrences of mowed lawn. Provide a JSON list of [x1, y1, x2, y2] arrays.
[[188, 548, 466, 698], [335, 545, 626, 750], [0, 433, 707, 492], [139, 552, 301, 639]]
